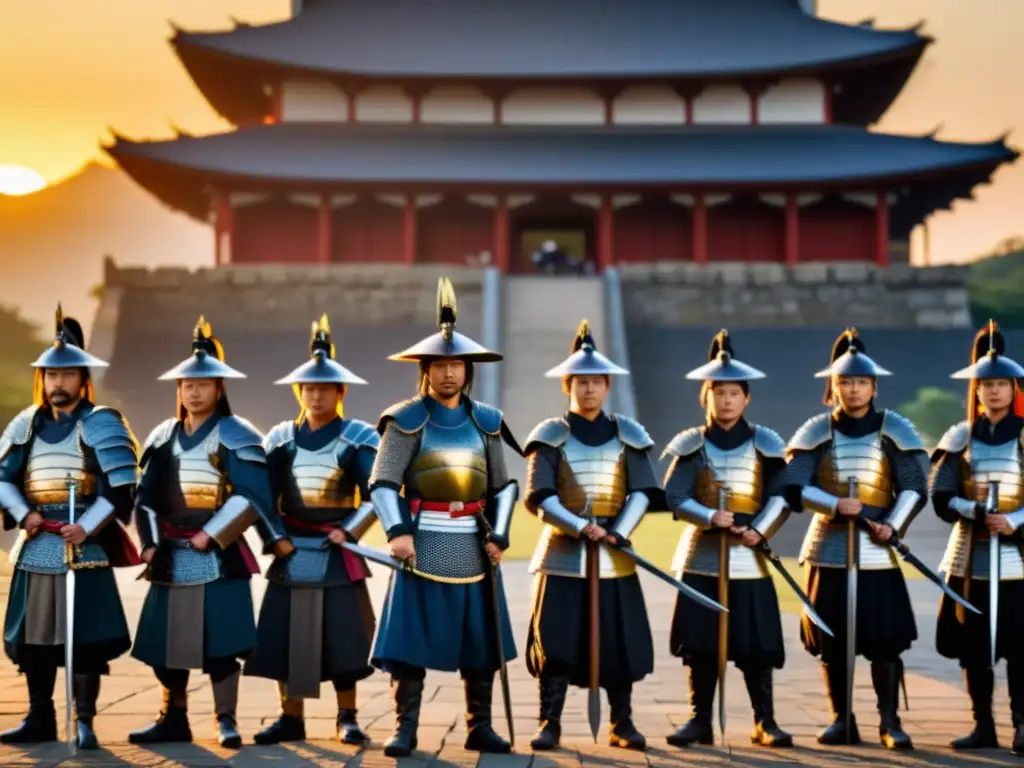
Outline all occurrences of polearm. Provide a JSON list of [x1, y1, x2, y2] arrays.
[[844, 477, 859, 746], [64, 474, 78, 754], [716, 486, 730, 747], [585, 497, 601, 743], [986, 482, 1000, 670]]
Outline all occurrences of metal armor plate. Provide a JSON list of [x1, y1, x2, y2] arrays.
[[288, 441, 358, 510], [23, 426, 95, 509], [677, 439, 767, 579], [269, 535, 332, 584], [12, 532, 108, 574], [940, 436, 1024, 579], [151, 540, 223, 586], [173, 424, 226, 511], [530, 435, 635, 579]]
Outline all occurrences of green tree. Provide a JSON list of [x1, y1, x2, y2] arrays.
[[0, 305, 41, 429], [897, 387, 964, 446], [968, 237, 1024, 328]]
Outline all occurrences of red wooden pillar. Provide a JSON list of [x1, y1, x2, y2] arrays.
[[597, 195, 615, 272], [214, 192, 233, 267], [785, 193, 799, 265], [875, 190, 890, 267], [317, 194, 332, 263], [673, 83, 704, 125], [692, 195, 708, 263], [403, 196, 418, 265], [493, 196, 510, 272], [822, 79, 832, 124]]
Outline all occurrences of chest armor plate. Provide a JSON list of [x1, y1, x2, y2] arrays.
[[557, 435, 626, 519], [817, 430, 893, 509], [172, 425, 226, 511], [282, 438, 358, 515], [24, 426, 94, 513], [406, 417, 487, 503]]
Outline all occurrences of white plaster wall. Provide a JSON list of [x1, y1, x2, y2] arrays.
[[612, 85, 686, 125], [501, 86, 604, 125], [421, 85, 493, 123], [691, 84, 750, 124], [355, 85, 413, 122], [279, 79, 349, 121], [758, 78, 826, 124]]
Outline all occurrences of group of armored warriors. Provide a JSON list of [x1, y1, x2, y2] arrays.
[[1, 276, 1024, 759]]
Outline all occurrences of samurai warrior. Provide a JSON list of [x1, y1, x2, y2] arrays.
[[0, 307, 139, 749], [128, 317, 289, 748], [522, 320, 657, 752], [784, 329, 928, 749], [663, 330, 792, 748], [931, 321, 1024, 755], [245, 315, 377, 746], [368, 278, 519, 758]]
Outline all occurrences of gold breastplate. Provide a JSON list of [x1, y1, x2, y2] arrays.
[[557, 435, 626, 519], [173, 425, 226, 511], [24, 426, 95, 507], [695, 439, 762, 515], [817, 429, 893, 508], [289, 440, 358, 509], [406, 417, 487, 502], [964, 437, 1024, 513]]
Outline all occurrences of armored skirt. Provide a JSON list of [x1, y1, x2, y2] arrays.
[[670, 574, 785, 670], [244, 540, 375, 695], [526, 573, 654, 689], [937, 576, 1024, 665], [801, 565, 917, 662]]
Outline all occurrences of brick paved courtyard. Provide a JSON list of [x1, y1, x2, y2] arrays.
[[0, 546, 1018, 767]]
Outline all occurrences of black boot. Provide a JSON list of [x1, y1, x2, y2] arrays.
[[383, 678, 422, 758], [73, 674, 101, 750], [743, 668, 793, 747], [608, 685, 646, 750], [530, 675, 568, 750], [872, 660, 913, 750], [128, 686, 192, 744], [212, 670, 242, 749], [463, 672, 511, 753], [817, 662, 860, 745], [254, 687, 305, 746], [667, 662, 716, 747], [0, 662, 58, 744], [951, 666, 998, 749], [337, 709, 369, 746]]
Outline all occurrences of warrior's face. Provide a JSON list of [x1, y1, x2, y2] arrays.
[[426, 358, 466, 399], [833, 375, 875, 414], [300, 382, 344, 421], [978, 378, 1014, 415], [43, 368, 84, 409], [178, 378, 221, 417], [708, 381, 748, 426], [569, 374, 609, 417]]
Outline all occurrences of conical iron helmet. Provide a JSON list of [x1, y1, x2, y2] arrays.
[[31, 304, 109, 369], [388, 277, 502, 363], [157, 316, 246, 380], [814, 328, 892, 379], [685, 329, 765, 382], [544, 319, 629, 378], [950, 320, 1024, 380], [275, 314, 368, 386]]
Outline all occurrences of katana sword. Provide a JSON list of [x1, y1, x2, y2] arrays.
[[844, 477, 858, 746], [585, 497, 601, 743], [986, 482, 1000, 670], [338, 540, 411, 573], [64, 474, 78, 754], [753, 540, 834, 637], [716, 486, 730, 747], [609, 544, 727, 614]]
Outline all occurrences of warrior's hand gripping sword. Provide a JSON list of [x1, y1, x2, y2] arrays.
[[64, 474, 78, 754]]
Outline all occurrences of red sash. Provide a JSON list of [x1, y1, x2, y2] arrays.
[[34, 518, 141, 566], [408, 499, 484, 518]]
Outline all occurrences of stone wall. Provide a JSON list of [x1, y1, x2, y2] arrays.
[[618, 261, 971, 328]]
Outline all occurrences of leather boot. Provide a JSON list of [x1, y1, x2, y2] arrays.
[[128, 685, 192, 743], [212, 670, 243, 749], [73, 674, 101, 750], [530, 675, 568, 750], [0, 662, 57, 744], [871, 660, 913, 750], [608, 685, 646, 750], [951, 666, 998, 749], [383, 678, 422, 758], [463, 672, 511, 753], [667, 662, 716, 747], [817, 662, 860, 745], [254, 683, 305, 745], [336, 686, 368, 745], [743, 668, 792, 747]]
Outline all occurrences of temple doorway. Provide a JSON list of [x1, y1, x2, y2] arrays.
[[512, 217, 595, 274]]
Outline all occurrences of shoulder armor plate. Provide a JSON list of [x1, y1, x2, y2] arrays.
[[140, 418, 177, 467], [936, 420, 970, 455], [0, 405, 39, 463], [469, 400, 502, 435], [524, 418, 571, 454], [379, 397, 429, 435], [81, 407, 139, 488], [882, 410, 926, 452], [661, 427, 705, 460], [753, 425, 786, 459], [341, 418, 380, 450], [220, 416, 266, 464], [613, 414, 654, 451], [788, 413, 832, 453], [263, 421, 296, 454]]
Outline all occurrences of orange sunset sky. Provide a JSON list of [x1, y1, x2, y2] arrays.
[[1, 0, 1021, 264]]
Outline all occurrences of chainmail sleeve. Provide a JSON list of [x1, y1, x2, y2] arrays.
[[892, 447, 929, 498], [525, 444, 561, 511], [781, 446, 823, 512], [930, 449, 965, 523], [368, 421, 419, 491]]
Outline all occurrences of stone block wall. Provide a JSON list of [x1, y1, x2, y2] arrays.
[[618, 261, 971, 328]]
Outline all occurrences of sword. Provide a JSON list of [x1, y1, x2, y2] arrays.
[[338, 540, 411, 573], [585, 496, 601, 743], [609, 544, 726, 614], [986, 482, 1000, 670], [844, 477, 858, 746], [716, 486, 730, 747], [64, 474, 77, 754], [753, 540, 834, 637]]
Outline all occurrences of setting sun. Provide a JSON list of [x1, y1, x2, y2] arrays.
[[0, 164, 47, 196]]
